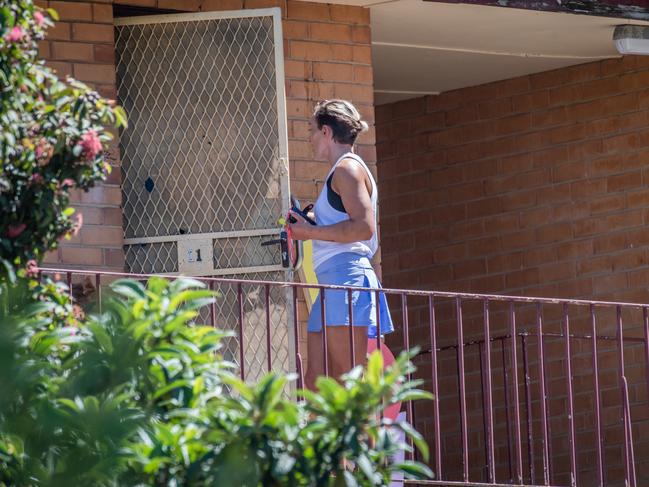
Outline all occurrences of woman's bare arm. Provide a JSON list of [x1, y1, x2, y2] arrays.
[[289, 158, 374, 242]]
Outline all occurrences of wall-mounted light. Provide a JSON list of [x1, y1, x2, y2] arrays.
[[614, 25, 649, 55]]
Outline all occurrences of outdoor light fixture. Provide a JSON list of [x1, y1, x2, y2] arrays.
[[614, 25, 649, 55]]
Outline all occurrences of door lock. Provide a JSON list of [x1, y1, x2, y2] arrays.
[[261, 230, 290, 268]]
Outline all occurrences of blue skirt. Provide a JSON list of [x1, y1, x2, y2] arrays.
[[307, 252, 394, 338]]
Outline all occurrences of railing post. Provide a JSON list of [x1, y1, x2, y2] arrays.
[[591, 305, 605, 487], [429, 296, 442, 480], [502, 337, 514, 483], [536, 302, 551, 485], [402, 294, 414, 460], [237, 283, 245, 381], [66, 271, 73, 305], [292, 286, 303, 390], [348, 288, 355, 369], [209, 280, 216, 328], [482, 299, 495, 483], [563, 303, 577, 487], [522, 333, 535, 484], [374, 289, 381, 359], [265, 284, 272, 373], [617, 306, 637, 487], [456, 297, 469, 482], [320, 289, 328, 378], [95, 272, 101, 313], [644, 308, 649, 435], [509, 302, 523, 485]]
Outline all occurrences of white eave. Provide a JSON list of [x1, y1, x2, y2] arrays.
[[308, 0, 649, 104]]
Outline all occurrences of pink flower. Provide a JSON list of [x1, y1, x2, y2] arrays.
[[34, 11, 46, 27], [26, 260, 39, 278], [35, 139, 53, 165], [35, 140, 47, 158], [78, 130, 102, 161], [6, 223, 27, 238], [61, 178, 75, 188], [30, 173, 44, 185], [5, 26, 25, 43]]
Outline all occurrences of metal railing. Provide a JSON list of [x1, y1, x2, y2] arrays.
[[39, 267, 649, 487]]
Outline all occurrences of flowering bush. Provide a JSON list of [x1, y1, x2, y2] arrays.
[[0, 0, 126, 274]]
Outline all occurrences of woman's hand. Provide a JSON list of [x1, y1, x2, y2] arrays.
[[287, 210, 315, 241]]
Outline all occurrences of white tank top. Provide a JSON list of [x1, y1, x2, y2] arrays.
[[311, 152, 379, 270]]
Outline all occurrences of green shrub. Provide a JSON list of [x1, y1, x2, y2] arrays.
[[1, 277, 433, 486]]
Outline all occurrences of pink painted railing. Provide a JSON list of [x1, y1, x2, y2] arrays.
[[40, 267, 649, 487]]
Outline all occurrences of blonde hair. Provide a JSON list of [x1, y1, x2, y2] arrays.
[[313, 99, 369, 145]]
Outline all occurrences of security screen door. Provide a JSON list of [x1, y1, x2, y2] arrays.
[[114, 9, 292, 381]]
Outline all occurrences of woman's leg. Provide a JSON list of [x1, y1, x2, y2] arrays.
[[305, 331, 324, 391], [305, 326, 368, 390], [327, 326, 368, 380]]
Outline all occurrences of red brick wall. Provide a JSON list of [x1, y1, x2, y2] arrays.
[[376, 57, 649, 485], [376, 56, 649, 304], [39, 0, 375, 281], [38, 0, 123, 270]]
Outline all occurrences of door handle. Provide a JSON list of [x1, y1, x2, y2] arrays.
[[261, 230, 290, 268]]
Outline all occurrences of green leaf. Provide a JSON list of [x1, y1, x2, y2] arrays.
[[397, 420, 429, 461], [47, 8, 60, 21], [89, 322, 113, 353], [143, 456, 170, 473], [392, 461, 434, 480], [256, 373, 287, 414], [111, 279, 146, 300], [84, 396, 101, 414], [395, 390, 434, 403], [147, 276, 169, 295], [153, 379, 191, 399], [169, 277, 206, 293], [272, 453, 296, 476], [114, 106, 128, 128], [341, 470, 359, 487], [297, 389, 328, 410], [3, 435, 24, 459], [356, 453, 376, 482], [315, 376, 344, 405], [0, 7, 14, 29], [192, 376, 204, 396], [221, 374, 254, 402], [57, 398, 80, 412], [168, 289, 214, 312], [366, 350, 383, 385]]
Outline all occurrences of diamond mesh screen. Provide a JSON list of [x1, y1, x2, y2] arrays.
[[125, 242, 178, 274], [115, 15, 283, 241], [206, 272, 291, 381], [213, 235, 280, 269], [115, 12, 291, 379]]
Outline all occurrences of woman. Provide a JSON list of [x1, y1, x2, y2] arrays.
[[288, 99, 394, 390]]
